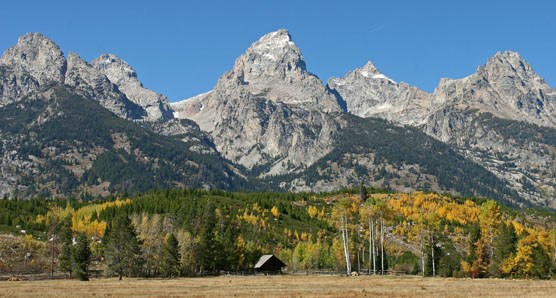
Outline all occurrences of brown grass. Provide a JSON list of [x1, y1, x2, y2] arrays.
[[1, 275, 556, 297]]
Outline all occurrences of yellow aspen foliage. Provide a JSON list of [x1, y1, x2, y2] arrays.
[[512, 221, 526, 235], [43, 198, 132, 238], [332, 237, 346, 268], [271, 206, 280, 218], [307, 205, 319, 219], [318, 208, 325, 219], [536, 229, 552, 252], [35, 214, 46, 225], [283, 228, 292, 239]]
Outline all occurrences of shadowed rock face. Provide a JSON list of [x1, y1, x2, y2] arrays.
[[173, 29, 345, 175], [92, 54, 174, 121], [0, 32, 172, 122], [65, 52, 146, 120]]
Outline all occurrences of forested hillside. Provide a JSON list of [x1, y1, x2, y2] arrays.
[[266, 115, 525, 207], [1, 189, 555, 279], [0, 86, 245, 198]]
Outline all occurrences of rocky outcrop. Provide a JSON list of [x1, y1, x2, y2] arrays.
[[65, 52, 145, 120], [421, 53, 556, 207], [332, 51, 556, 207], [0, 32, 173, 121], [328, 61, 432, 126], [92, 54, 174, 121], [427, 51, 556, 141], [170, 91, 211, 120], [0, 33, 65, 105], [0, 33, 66, 86], [173, 29, 344, 175], [0, 65, 40, 105]]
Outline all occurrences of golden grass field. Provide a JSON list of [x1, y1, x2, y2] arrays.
[[2, 275, 556, 297]]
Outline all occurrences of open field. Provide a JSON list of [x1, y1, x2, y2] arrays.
[[2, 275, 556, 297]]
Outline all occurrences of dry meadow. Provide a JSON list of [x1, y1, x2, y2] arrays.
[[2, 275, 556, 297]]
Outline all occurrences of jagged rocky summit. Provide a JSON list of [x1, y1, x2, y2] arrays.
[[172, 29, 345, 176], [329, 51, 556, 208], [327, 61, 432, 126], [0, 32, 172, 122]]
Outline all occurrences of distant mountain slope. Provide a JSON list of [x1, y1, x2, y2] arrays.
[[327, 61, 433, 126], [0, 84, 243, 198], [262, 115, 525, 207], [1, 31, 555, 208], [331, 51, 556, 208]]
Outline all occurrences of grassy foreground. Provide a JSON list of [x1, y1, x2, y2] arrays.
[[2, 275, 556, 297]]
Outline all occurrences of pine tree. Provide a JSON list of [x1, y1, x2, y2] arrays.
[[490, 221, 517, 277], [222, 225, 239, 271], [359, 183, 367, 202], [161, 233, 181, 277], [425, 235, 441, 277], [438, 240, 462, 277], [104, 214, 144, 280], [199, 203, 217, 272], [72, 233, 91, 281], [530, 242, 552, 279], [59, 216, 73, 278]]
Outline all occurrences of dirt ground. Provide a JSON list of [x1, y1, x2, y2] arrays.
[[2, 275, 556, 297]]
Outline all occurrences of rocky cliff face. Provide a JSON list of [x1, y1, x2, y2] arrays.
[[0, 33, 65, 105], [427, 51, 556, 141], [422, 52, 556, 207], [92, 54, 174, 122], [328, 61, 432, 126], [332, 51, 556, 207], [173, 29, 344, 175], [0, 33, 66, 86], [65, 52, 146, 119], [0, 32, 172, 122]]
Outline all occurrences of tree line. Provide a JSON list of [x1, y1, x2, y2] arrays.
[[0, 188, 555, 279]]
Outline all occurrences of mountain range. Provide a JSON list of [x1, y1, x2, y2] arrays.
[[1, 30, 554, 208]]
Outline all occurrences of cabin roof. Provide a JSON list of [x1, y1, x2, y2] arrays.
[[254, 254, 285, 269]]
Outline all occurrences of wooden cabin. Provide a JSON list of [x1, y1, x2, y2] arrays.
[[254, 254, 286, 274]]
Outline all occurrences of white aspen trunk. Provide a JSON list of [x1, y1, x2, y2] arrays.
[[341, 215, 351, 275], [380, 212, 384, 275], [345, 216, 351, 275], [431, 233, 436, 277], [369, 217, 373, 274], [420, 229, 425, 277], [373, 219, 377, 275]]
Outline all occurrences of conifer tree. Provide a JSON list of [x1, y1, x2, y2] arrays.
[[491, 221, 517, 277], [104, 214, 144, 280], [161, 233, 181, 277], [73, 233, 91, 281], [359, 183, 367, 202], [59, 216, 74, 278], [199, 203, 217, 272], [530, 242, 552, 279]]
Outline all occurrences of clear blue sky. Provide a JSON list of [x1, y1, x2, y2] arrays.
[[2, 0, 555, 102]]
